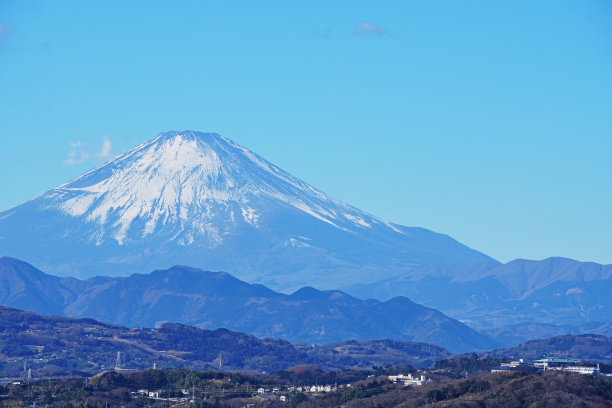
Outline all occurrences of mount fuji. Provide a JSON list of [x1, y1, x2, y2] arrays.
[[0, 131, 494, 290]]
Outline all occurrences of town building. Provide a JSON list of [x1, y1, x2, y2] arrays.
[[388, 373, 431, 386]]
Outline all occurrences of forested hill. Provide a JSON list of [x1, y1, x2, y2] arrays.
[[479, 334, 612, 363], [0, 306, 450, 376]]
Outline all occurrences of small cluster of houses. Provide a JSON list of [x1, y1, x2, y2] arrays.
[[257, 384, 337, 395], [388, 373, 431, 386], [491, 358, 604, 376], [133, 388, 194, 403]]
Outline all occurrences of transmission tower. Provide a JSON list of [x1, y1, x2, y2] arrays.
[[115, 351, 122, 371]]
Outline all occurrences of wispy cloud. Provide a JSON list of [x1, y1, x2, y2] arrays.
[[63, 136, 114, 165], [96, 136, 112, 159], [354, 21, 388, 36], [63, 141, 90, 165]]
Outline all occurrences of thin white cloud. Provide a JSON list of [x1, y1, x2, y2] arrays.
[[63, 136, 113, 165], [354, 21, 388, 36], [96, 136, 112, 159], [63, 141, 90, 165]]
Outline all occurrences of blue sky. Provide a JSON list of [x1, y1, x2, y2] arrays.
[[1, 1, 611, 264]]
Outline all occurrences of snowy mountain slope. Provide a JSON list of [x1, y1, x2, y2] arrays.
[[0, 131, 494, 289]]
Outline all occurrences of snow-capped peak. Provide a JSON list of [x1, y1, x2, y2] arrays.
[[48, 131, 382, 245], [0, 130, 494, 285]]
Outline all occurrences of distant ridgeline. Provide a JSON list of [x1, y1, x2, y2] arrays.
[[0, 305, 451, 376], [0, 306, 610, 380], [0, 257, 495, 353], [346, 257, 612, 347]]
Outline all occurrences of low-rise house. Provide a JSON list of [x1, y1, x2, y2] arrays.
[[533, 358, 580, 370], [502, 359, 527, 368], [562, 365, 600, 376], [491, 366, 514, 373], [388, 373, 430, 386], [492, 358, 603, 376], [534, 358, 600, 375]]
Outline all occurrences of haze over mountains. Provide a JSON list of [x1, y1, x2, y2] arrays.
[[0, 257, 496, 353], [345, 257, 612, 346]]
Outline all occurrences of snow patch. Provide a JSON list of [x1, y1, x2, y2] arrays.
[[343, 213, 371, 228], [281, 238, 312, 249], [241, 207, 259, 226]]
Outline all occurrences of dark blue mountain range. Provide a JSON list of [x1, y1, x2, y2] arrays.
[[0, 257, 497, 353]]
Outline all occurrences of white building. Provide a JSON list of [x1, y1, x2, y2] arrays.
[[559, 364, 600, 376], [388, 373, 430, 386]]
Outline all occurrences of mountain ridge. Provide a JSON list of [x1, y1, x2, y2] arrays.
[[0, 304, 447, 373], [0, 257, 496, 353], [345, 256, 612, 346]]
